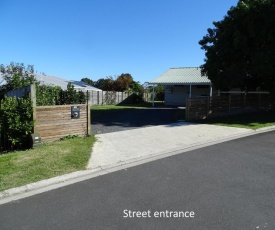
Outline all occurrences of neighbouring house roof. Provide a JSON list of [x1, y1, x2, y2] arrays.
[[148, 67, 211, 85], [0, 73, 102, 91]]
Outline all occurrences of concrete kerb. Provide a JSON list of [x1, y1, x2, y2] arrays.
[[1, 125, 275, 205]]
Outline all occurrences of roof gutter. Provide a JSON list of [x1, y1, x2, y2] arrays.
[[146, 82, 211, 86]]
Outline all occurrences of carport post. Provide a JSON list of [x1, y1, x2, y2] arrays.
[[152, 84, 155, 107], [189, 84, 192, 98], [210, 84, 213, 97]]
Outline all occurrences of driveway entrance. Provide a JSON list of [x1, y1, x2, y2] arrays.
[[91, 107, 184, 134]]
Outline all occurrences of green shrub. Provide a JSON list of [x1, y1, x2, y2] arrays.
[[36, 83, 88, 106], [0, 96, 34, 151], [60, 135, 79, 141], [36, 84, 62, 106]]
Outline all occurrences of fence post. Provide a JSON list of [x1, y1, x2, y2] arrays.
[[30, 84, 37, 133], [207, 96, 210, 117], [185, 98, 189, 121], [87, 104, 91, 135]]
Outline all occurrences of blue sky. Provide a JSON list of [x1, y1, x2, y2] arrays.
[[0, 0, 238, 84]]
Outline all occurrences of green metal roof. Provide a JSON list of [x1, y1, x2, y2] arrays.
[[149, 67, 211, 85]]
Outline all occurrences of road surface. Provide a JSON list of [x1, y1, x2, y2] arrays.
[[0, 131, 274, 230]]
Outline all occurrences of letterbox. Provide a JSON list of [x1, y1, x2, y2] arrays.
[[71, 106, 80, 119], [31, 133, 41, 147]]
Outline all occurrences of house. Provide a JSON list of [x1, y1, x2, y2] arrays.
[[148, 67, 213, 106], [0, 73, 102, 92]]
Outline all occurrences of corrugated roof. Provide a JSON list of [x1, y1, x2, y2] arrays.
[[148, 67, 211, 84], [0, 73, 102, 91]]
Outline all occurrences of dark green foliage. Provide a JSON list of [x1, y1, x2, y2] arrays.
[[36, 82, 87, 106], [0, 96, 34, 151], [81, 77, 95, 86], [59, 82, 87, 105], [94, 77, 116, 91], [1, 62, 88, 106], [60, 135, 79, 141], [147, 85, 164, 101], [0, 62, 89, 152], [36, 84, 62, 106], [0, 62, 36, 97], [154, 85, 165, 101], [199, 0, 275, 92], [129, 80, 144, 94]]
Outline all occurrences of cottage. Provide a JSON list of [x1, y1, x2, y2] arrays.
[[148, 67, 213, 106]]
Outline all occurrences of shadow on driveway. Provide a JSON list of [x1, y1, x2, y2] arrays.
[[91, 107, 185, 134]]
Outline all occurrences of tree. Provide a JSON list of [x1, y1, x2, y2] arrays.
[[147, 85, 164, 101], [129, 80, 143, 94], [199, 0, 275, 92], [0, 62, 36, 95], [114, 73, 133, 91], [81, 77, 95, 86], [94, 77, 115, 91], [59, 82, 86, 104], [91, 73, 143, 93]]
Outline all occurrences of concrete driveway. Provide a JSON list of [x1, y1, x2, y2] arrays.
[[88, 121, 253, 169]]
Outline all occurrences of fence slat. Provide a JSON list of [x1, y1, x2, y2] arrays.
[[185, 93, 274, 121]]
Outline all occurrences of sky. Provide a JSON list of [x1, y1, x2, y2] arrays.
[[0, 0, 239, 84]]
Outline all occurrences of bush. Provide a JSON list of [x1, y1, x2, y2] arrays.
[[36, 84, 62, 106], [36, 83, 88, 106], [0, 96, 34, 151]]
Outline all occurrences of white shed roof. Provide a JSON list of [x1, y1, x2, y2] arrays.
[[149, 67, 211, 85]]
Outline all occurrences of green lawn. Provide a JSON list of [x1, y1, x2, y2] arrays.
[[199, 111, 275, 129], [91, 103, 185, 122], [90, 102, 165, 120], [91, 101, 164, 110], [0, 136, 95, 192]]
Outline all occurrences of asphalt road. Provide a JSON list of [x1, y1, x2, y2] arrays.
[[1, 131, 275, 230], [91, 107, 183, 134]]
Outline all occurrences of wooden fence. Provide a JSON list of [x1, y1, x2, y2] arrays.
[[87, 90, 132, 105], [34, 104, 90, 142], [7, 85, 90, 142], [185, 92, 274, 121], [5, 84, 152, 143], [87, 90, 152, 105]]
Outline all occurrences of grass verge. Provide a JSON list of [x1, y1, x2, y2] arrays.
[[0, 136, 95, 192], [199, 111, 275, 129]]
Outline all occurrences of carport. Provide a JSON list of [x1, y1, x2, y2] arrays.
[[147, 67, 213, 106]]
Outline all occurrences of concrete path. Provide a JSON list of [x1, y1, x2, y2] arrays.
[[87, 122, 253, 169]]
